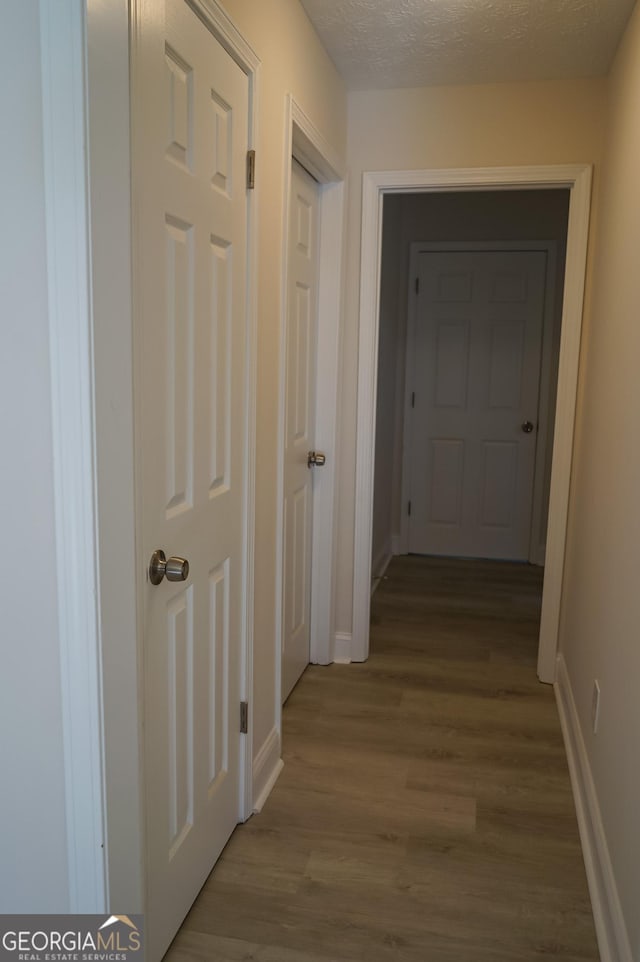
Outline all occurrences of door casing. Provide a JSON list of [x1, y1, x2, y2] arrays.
[[400, 239, 559, 566], [40, 0, 112, 911], [353, 166, 592, 683]]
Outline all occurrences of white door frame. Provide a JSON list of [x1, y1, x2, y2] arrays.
[[400, 239, 559, 567], [275, 93, 346, 724], [39, 0, 110, 911], [353, 166, 592, 683], [42, 0, 260, 913]]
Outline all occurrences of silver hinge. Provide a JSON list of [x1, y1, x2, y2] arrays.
[[240, 701, 249, 734], [415, 277, 419, 294], [246, 150, 256, 190], [408, 500, 412, 517], [411, 391, 415, 409]]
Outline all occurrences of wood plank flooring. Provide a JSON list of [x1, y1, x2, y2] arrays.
[[165, 556, 599, 961]]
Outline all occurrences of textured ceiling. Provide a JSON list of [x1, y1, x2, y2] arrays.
[[300, 0, 636, 89]]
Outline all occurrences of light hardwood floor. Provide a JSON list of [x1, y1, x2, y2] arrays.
[[165, 556, 599, 961]]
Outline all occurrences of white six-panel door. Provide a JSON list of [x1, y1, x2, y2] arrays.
[[407, 250, 547, 560], [133, 0, 249, 957], [282, 159, 320, 702]]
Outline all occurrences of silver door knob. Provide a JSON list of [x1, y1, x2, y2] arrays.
[[521, 421, 535, 434], [149, 549, 190, 585], [307, 451, 326, 468]]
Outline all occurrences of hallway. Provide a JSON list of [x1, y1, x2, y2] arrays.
[[165, 557, 599, 961]]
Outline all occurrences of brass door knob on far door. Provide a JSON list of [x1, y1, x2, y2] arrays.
[[522, 421, 535, 434], [149, 549, 190, 585], [307, 451, 326, 468]]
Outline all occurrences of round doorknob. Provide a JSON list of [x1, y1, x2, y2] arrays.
[[149, 548, 190, 585], [307, 451, 326, 468], [521, 421, 535, 434]]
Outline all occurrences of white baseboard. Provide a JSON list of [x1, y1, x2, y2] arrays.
[[334, 632, 352, 664], [555, 655, 632, 962], [252, 726, 283, 814]]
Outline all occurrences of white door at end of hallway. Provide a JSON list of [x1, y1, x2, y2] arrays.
[[134, 0, 250, 958], [407, 249, 547, 561], [282, 159, 321, 702]]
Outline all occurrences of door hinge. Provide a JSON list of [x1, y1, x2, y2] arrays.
[[415, 277, 419, 294], [240, 701, 249, 734], [408, 500, 412, 517], [411, 391, 415, 409], [246, 149, 256, 190]]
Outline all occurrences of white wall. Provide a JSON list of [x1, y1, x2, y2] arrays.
[[371, 189, 570, 573], [0, 2, 70, 911], [339, 77, 607, 637], [559, 1, 640, 952], [218, 0, 347, 773]]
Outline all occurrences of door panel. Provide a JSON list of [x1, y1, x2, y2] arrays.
[[282, 159, 320, 702], [167, 583, 194, 856], [479, 441, 518, 528], [164, 214, 194, 515], [134, 0, 249, 957], [408, 250, 546, 560], [488, 320, 525, 408], [434, 321, 469, 407], [428, 439, 465, 526]]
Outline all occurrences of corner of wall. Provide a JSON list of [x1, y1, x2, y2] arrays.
[[252, 726, 283, 814]]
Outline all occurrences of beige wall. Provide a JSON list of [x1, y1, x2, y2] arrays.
[[372, 190, 570, 575], [559, 2, 640, 951], [218, 0, 347, 756], [338, 77, 607, 634]]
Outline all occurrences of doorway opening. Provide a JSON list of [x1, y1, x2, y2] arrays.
[[353, 166, 592, 681], [372, 189, 569, 606]]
